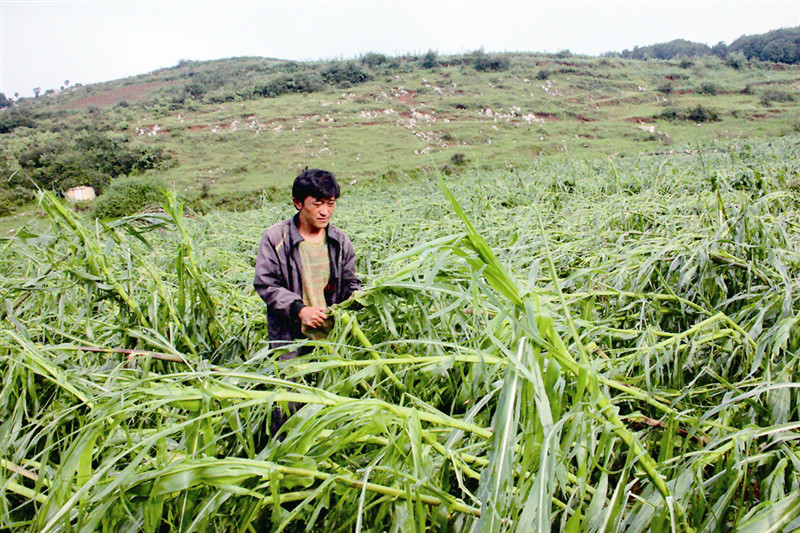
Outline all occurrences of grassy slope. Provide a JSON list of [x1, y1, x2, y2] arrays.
[[1, 53, 799, 228], [139, 55, 800, 194]]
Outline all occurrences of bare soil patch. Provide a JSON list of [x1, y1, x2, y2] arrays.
[[60, 81, 176, 110], [591, 95, 654, 108], [623, 116, 654, 123], [750, 110, 783, 119], [753, 77, 800, 86], [533, 112, 560, 121], [397, 90, 416, 105]]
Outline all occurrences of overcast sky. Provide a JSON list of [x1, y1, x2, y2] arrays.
[[1, 0, 798, 97]]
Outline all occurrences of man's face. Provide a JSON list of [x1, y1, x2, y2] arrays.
[[294, 196, 336, 231]]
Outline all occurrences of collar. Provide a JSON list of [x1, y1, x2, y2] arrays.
[[290, 214, 341, 245]]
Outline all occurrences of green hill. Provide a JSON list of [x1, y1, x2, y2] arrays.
[[616, 26, 800, 64], [1, 50, 799, 221]]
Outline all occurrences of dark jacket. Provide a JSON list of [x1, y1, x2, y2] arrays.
[[253, 215, 361, 349]]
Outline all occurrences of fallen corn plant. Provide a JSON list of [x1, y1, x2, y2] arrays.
[[1, 137, 799, 532]]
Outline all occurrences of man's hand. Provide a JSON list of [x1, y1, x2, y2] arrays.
[[298, 306, 328, 328]]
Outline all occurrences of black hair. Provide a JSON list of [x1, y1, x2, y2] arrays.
[[292, 169, 340, 202]]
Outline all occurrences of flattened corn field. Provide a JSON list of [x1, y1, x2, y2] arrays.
[[2, 137, 800, 532]]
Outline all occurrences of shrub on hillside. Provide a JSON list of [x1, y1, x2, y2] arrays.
[[686, 104, 719, 122], [273, 61, 302, 74], [17, 133, 170, 194], [382, 56, 404, 70], [0, 185, 36, 216], [360, 52, 388, 69], [419, 50, 438, 69], [698, 82, 719, 95], [760, 89, 795, 106], [255, 72, 324, 98], [92, 175, 167, 219], [471, 51, 510, 72], [320, 61, 372, 87], [656, 105, 719, 122], [656, 82, 674, 94], [204, 88, 241, 103], [658, 108, 681, 121], [0, 108, 36, 133], [450, 153, 469, 166], [726, 52, 748, 70]]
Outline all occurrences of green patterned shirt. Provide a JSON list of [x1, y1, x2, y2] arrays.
[[298, 236, 333, 339]]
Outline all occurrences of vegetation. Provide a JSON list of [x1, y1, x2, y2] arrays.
[[728, 26, 800, 64], [0, 107, 36, 134], [616, 26, 800, 64], [1, 136, 799, 531], [0, 25, 798, 533], [618, 38, 714, 60], [470, 49, 511, 72], [420, 50, 438, 69], [16, 132, 170, 196], [2, 46, 799, 222], [92, 174, 169, 219], [657, 104, 719, 123]]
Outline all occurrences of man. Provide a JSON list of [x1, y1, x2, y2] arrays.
[[254, 169, 361, 357]]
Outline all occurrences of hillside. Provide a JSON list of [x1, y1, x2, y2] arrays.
[[1, 51, 799, 219], [615, 26, 800, 63]]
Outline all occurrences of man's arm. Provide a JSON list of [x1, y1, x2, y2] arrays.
[[253, 231, 304, 319]]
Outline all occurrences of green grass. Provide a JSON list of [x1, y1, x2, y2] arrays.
[[2, 136, 799, 531], [2, 53, 799, 225], [150, 57, 799, 192]]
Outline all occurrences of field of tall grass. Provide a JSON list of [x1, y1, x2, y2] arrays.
[[2, 136, 799, 532]]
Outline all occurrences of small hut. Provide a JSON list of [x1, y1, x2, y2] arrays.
[[64, 186, 96, 202]]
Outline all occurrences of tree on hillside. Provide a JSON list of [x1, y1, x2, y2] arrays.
[[470, 49, 511, 71], [725, 51, 748, 69], [360, 52, 388, 69], [711, 41, 728, 58], [17, 132, 170, 193], [617, 27, 800, 64], [0, 108, 35, 133], [420, 50, 438, 69], [33, 87, 41, 98], [319, 61, 371, 87], [0, 93, 11, 109], [623, 39, 712, 60], [728, 27, 800, 64]]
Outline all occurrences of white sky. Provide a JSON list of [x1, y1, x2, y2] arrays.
[[1, 0, 798, 97]]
